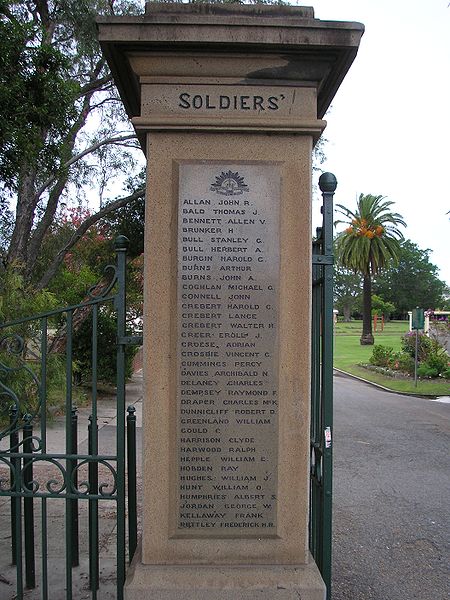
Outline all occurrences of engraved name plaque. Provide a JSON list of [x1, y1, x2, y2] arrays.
[[176, 162, 280, 537]]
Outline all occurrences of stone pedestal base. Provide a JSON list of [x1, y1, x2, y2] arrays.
[[124, 547, 326, 600]]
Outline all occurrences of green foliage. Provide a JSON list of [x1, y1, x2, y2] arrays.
[[335, 194, 406, 277], [38, 204, 144, 321], [392, 352, 414, 374], [334, 326, 449, 395], [373, 240, 448, 317], [369, 333, 450, 379], [0, 1, 79, 187], [0, 348, 69, 423], [0, 204, 14, 253], [48, 266, 99, 307], [72, 309, 137, 385], [369, 345, 394, 367], [420, 349, 449, 377], [371, 294, 395, 318], [417, 364, 439, 378], [369, 345, 413, 374], [401, 331, 449, 378], [334, 262, 362, 321], [0, 266, 58, 326], [34, 206, 115, 300], [102, 172, 146, 260], [401, 331, 434, 362]]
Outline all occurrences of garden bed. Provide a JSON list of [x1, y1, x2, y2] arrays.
[[334, 320, 450, 396]]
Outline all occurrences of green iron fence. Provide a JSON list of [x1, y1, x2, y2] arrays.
[[0, 236, 139, 600], [310, 173, 336, 600]]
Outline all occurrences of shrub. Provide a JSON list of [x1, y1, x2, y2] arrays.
[[390, 352, 414, 375], [423, 349, 449, 377], [72, 308, 137, 385], [417, 364, 439, 378], [401, 331, 434, 361], [370, 345, 395, 367], [0, 349, 68, 425]]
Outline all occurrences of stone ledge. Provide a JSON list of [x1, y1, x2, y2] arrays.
[[97, 4, 364, 124], [144, 3, 315, 21], [125, 546, 326, 600]]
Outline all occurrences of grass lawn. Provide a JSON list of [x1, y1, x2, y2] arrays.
[[334, 320, 450, 396]]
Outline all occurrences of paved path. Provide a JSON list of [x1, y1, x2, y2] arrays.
[[332, 371, 450, 600]]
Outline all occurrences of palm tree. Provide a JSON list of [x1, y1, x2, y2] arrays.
[[335, 194, 406, 345]]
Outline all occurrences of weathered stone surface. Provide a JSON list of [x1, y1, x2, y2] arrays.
[[140, 132, 313, 565], [125, 546, 326, 600], [176, 162, 280, 537]]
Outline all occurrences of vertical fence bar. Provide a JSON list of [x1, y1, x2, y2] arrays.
[[311, 233, 323, 444], [23, 415, 35, 589], [89, 303, 99, 597], [14, 451, 24, 600], [71, 407, 79, 566], [88, 415, 99, 595], [40, 316, 49, 600], [127, 405, 137, 563], [310, 235, 322, 561], [115, 236, 129, 600], [318, 172, 337, 600], [91, 304, 99, 452], [65, 310, 73, 600], [10, 406, 19, 566]]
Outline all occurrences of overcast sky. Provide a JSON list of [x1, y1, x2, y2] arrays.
[[309, 0, 450, 287]]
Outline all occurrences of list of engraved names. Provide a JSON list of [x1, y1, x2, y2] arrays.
[[176, 163, 280, 536]]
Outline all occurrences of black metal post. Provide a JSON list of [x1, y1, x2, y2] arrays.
[[88, 415, 99, 591], [9, 406, 19, 566], [70, 407, 79, 566], [127, 405, 137, 563], [414, 328, 419, 387], [317, 172, 337, 600], [23, 415, 36, 589]]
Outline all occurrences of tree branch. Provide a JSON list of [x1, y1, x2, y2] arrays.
[[32, 134, 136, 201], [25, 173, 69, 278], [89, 96, 121, 111], [34, 0, 56, 41], [36, 187, 145, 290], [25, 48, 135, 278], [78, 73, 113, 97], [0, 3, 16, 21]]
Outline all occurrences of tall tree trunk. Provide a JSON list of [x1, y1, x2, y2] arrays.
[[343, 303, 351, 322], [7, 169, 38, 266], [360, 274, 374, 345]]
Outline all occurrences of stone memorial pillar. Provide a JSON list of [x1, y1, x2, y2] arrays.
[[98, 5, 363, 599]]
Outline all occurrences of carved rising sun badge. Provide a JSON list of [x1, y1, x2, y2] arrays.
[[210, 171, 249, 196]]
